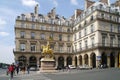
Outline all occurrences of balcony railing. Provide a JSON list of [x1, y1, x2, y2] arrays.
[[16, 17, 74, 27], [74, 5, 120, 25], [73, 43, 120, 53], [13, 49, 73, 54], [13, 43, 120, 54]]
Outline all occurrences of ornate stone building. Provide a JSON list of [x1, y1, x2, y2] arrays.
[[14, 0, 120, 68]]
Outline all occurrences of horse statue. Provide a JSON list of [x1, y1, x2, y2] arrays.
[[42, 43, 54, 58]]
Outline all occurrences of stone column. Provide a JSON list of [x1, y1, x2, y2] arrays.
[[82, 56, 85, 65], [77, 56, 80, 66], [26, 57, 29, 65], [96, 51, 101, 68], [88, 55, 91, 67], [37, 41, 40, 52], [115, 53, 118, 68], [37, 57, 40, 68], [64, 56, 67, 67], [27, 40, 30, 52], [88, 56, 93, 66], [107, 54, 110, 68], [118, 53, 120, 68], [72, 57, 75, 66], [55, 56, 58, 67]]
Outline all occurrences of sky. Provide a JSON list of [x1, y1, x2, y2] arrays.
[[0, 0, 116, 64]]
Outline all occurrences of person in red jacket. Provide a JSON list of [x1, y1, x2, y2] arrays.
[[8, 64, 14, 80]]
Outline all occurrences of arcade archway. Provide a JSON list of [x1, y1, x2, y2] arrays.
[[18, 56, 27, 67], [101, 53, 107, 65], [79, 55, 82, 65], [84, 54, 88, 65], [29, 56, 37, 67], [58, 56, 64, 68], [110, 53, 115, 67], [75, 56, 77, 67], [90, 53, 96, 68], [66, 56, 72, 66]]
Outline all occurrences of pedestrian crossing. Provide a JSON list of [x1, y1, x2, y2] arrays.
[[17, 72, 52, 80]]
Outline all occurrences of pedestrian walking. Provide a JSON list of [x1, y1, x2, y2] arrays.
[[22, 66, 26, 74], [16, 65, 19, 75], [8, 64, 14, 80], [27, 64, 30, 74]]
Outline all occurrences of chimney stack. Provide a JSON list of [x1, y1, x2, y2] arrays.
[[85, 0, 95, 10], [74, 9, 83, 19], [34, 4, 39, 14], [99, 0, 110, 5]]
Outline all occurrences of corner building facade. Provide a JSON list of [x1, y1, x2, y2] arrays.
[[14, 0, 120, 68]]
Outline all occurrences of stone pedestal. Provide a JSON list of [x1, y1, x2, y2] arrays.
[[40, 58, 56, 72]]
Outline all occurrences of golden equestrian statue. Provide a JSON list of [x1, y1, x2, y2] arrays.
[[42, 42, 54, 58]]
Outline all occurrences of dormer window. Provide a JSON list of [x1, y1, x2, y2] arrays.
[[90, 15, 93, 21], [84, 20, 87, 25], [32, 16, 35, 21], [101, 13, 104, 19], [99, 4, 103, 10], [21, 14, 25, 20], [79, 24, 81, 29], [67, 28, 70, 32]]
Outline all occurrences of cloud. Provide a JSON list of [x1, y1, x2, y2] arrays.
[[50, 0, 58, 7], [0, 45, 15, 64], [53, 0, 58, 7], [0, 18, 6, 26], [21, 0, 39, 7], [0, 32, 9, 36], [71, 0, 79, 5]]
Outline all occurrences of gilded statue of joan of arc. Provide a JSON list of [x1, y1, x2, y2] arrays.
[[42, 42, 54, 58]]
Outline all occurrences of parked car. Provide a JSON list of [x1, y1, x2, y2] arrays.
[[68, 65, 76, 69], [78, 65, 92, 70], [98, 64, 108, 69], [30, 67, 36, 71], [55, 66, 62, 70]]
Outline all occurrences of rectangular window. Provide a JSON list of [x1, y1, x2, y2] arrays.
[[79, 43, 82, 50], [85, 40, 88, 49], [59, 46, 63, 53], [110, 36, 114, 47], [49, 33, 54, 40], [75, 44, 77, 52], [110, 24, 114, 32], [40, 33, 45, 40], [31, 32, 35, 39], [79, 32, 81, 39], [67, 46, 71, 53], [91, 38, 94, 47], [102, 36, 105, 46], [31, 24, 35, 29], [118, 37, 120, 47], [20, 43, 25, 51], [21, 22, 25, 28], [118, 26, 120, 33], [59, 34, 62, 41], [30, 44, 36, 51], [67, 35, 70, 41], [20, 31, 25, 38], [91, 24, 94, 33], [84, 28, 87, 36], [59, 27, 62, 32], [74, 34, 76, 41]]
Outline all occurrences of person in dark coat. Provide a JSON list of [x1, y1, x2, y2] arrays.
[[16, 65, 19, 75], [27, 64, 30, 74]]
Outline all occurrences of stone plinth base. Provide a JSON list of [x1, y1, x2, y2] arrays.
[[40, 58, 57, 73]]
